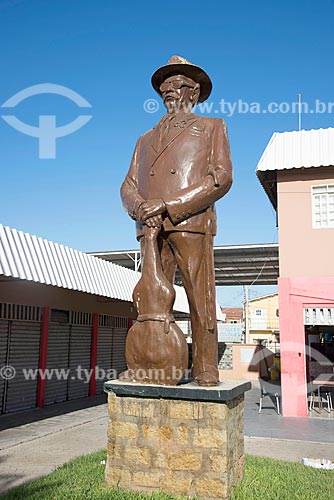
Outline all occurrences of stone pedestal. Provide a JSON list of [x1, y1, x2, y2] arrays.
[[104, 380, 250, 500]]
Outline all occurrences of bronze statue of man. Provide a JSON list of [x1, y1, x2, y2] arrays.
[[121, 56, 232, 386]]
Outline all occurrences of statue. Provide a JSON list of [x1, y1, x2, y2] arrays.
[[120, 56, 233, 387]]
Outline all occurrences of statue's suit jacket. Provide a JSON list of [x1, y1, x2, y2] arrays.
[[121, 112, 233, 238]]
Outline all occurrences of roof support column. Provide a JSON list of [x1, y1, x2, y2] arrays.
[[279, 278, 308, 417]]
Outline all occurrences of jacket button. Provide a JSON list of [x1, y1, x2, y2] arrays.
[[150, 170, 155, 176], [170, 168, 176, 174]]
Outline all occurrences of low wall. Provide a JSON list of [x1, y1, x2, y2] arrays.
[[219, 344, 274, 381]]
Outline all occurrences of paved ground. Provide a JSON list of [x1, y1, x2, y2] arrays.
[[0, 395, 108, 494], [244, 384, 334, 461], [244, 436, 334, 462], [0, 385, 333, 495], [244, 385, 334, 442]]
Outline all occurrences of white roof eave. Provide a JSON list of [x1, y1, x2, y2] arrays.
[[0, 224, 191, 315], [256, 128, 334, 173]]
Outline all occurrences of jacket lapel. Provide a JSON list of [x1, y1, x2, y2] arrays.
[[150, 124, 160, 153], [150, 114, 198, 168]]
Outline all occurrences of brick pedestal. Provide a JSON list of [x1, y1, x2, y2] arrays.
[[104, 380, 250, 500]]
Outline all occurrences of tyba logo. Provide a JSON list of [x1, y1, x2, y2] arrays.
[[1, 83, 92, 159]]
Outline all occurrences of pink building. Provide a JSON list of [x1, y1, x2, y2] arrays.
[[257, 128, 334, 417]]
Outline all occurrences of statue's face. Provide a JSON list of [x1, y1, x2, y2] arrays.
[[160, 75, 199, 113]]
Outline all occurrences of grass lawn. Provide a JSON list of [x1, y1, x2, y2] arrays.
[[1, 450, 334, 500]]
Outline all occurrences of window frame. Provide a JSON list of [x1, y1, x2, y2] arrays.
[[311, 184, 334, 229]]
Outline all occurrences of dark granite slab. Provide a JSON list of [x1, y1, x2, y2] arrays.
[[104, 379, 251, 402]]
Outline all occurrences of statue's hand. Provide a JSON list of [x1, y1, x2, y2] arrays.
[[138, 199, 166, 222], [144, 214, 162, 228]]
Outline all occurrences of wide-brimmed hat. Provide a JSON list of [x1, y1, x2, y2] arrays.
[[151, 55, 212, 103]]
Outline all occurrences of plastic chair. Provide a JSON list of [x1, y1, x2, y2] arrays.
[[318, 386, 333, 413], [258, 377, 281, 415], [307, 381, 318, 412]]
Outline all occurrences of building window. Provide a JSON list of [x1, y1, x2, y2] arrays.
[[312, 185, 334, 228]]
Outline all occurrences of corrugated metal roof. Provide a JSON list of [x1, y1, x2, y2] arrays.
[[91, 244, 279, 287], [256, 127, 334, 173], [0, 224, 190, 313]]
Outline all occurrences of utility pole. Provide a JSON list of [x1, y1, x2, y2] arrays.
[[244, 286, 250, 344]]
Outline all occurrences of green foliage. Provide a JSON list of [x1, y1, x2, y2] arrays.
[[0, 450, 174, 500], [231, 455, 334, 500], [1, 451, 334, 500]]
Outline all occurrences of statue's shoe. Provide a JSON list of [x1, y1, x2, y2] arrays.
[[194, 371, 219, 387]]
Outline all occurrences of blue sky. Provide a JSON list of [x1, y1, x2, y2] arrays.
[[1, 0, 334, 306]]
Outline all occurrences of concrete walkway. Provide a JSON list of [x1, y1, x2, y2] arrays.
[[245, 436, 334, 462], [244, 385, 334, 442], [0, 395, 108, 494], [0, 386, 334, 494], [244, 384, 334, 462]]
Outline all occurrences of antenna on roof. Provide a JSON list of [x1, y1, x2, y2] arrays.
[[298, 93, 302, 131]]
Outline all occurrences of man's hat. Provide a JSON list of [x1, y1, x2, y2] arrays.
[[151, 55, 212, 103]]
